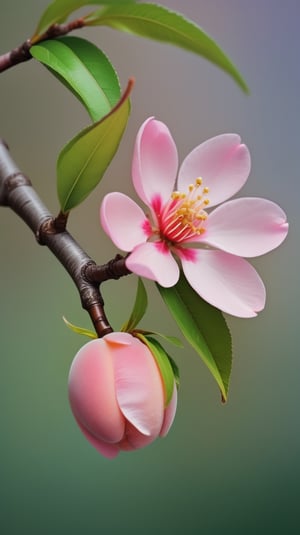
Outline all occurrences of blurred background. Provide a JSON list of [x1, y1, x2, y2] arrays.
[[0, 1, 299, 533]]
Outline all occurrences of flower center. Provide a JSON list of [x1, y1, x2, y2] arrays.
[[159, 177, 210, 243]]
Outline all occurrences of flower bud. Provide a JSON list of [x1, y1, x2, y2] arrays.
[[68, 332, 177, 458]]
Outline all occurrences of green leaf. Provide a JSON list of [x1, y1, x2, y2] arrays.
[[137, 334, 177, 406], [33, 0, 137, 38], [31, 37, 120, 122], [57, 78, 133, 212], [157, 273, 232, 402], [121, 278, 148, 332], [134, 330, 183, 348], [63, 316, 97, 338], [84, 3, 248, 92]]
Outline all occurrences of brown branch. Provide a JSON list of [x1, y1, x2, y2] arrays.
[[0, 139, 130, 337], [0, 18, 86, 73], [83, 255, 131, 283]]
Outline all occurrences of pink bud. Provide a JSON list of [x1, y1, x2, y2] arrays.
[[68, 332, 177, 459]]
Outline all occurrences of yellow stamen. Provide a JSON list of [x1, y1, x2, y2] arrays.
[[161, 177, 210, 242]]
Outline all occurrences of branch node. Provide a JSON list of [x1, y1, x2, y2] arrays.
[[36, 217, 57, 244], [5, 172, 32, 192], [81, 260, 97, 282], [2, 172, 32, 205], [36, 211, 69, 243]]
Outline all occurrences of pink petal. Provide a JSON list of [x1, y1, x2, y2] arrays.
[[125, 242, 180, 287], [181, 249, 266, 318], [109, 335, 164, 437], [74, 414, 120, 459], [132, 117, 178, 207], [119, 421, 157, 451], [178, 134, 251, 207], [160, 382, 177, 437], [204, 197, 289, 257], [100, 192, 148, 251], [104, 332, 133, 346], [68, 339, 125, 443]]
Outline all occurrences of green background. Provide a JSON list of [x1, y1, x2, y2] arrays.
[[0, 1, 298, 533]]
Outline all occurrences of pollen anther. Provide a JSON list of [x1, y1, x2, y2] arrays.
[[160, 176, 210, 242]]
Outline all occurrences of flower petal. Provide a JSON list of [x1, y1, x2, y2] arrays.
[[119, 421, 157, 451], [132, 117, 178, 207], [126, 242, 180, 287], [100, 192, 148, 251], [109, 334, 164, 437], [181, 249, 266, 317], [74, 414, 120, 459], [204, 197, 289, 257], [68, 339, 125, 443], [104, 332, 133, 346], [160, 382, 177, 437], [178, 134, 251, 207]]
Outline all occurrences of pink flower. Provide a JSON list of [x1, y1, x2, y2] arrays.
[[68, 332, 177, 459], [100, 118, 288, 318]]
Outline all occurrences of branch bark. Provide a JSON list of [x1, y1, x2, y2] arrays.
[[0, 18, 85, 73], [0, 139, 130, 337]]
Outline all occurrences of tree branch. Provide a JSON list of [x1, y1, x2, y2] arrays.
[[0, 139, 130, 337], [0, 18, 86, 73]]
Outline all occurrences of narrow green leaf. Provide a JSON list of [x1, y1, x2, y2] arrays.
[[134, 330, 183, 348], [31, 37, 120, 122], [63, 316, 97, 338], [84, 3, 248, 92], [121, 278, 148, 332], [137, 334, 176, 406], [33, 0, 137, 38], [157, 273, 232, 402], [57, 78, 133, 212]]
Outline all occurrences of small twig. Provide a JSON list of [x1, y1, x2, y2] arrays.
[[32, 18, 86, 43], [83, 255, 131, 284], [0, 18, 86, 73]]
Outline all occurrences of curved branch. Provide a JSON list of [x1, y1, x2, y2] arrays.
[[0, 139, 130, 337]]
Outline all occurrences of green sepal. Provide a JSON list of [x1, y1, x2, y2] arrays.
[[57, 78, 132, 212], [33, 0, 137, 38], [167, 354, 180, 390], [136, 333, 178, 406], [157, 273, 232, 402], [30, 37, 120, 122], [84, 2, 248, 92], [63, 316, 97, 338], [121, 277, 148, 333]]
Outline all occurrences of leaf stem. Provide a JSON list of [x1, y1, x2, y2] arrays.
[[0, 139, 130, 337]]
